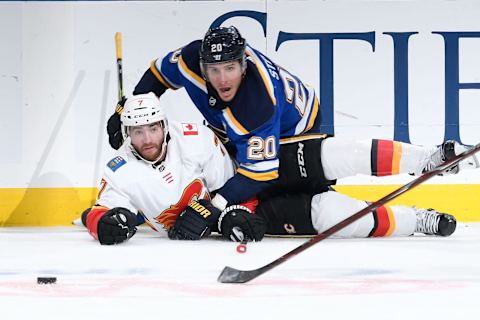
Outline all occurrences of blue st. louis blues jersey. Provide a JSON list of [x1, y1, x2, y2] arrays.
[[134, 40, 320, 204]]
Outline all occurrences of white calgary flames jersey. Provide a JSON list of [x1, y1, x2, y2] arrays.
[[96, 121, 235, 232]]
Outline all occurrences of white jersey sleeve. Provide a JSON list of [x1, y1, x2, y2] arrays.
[[169, 122, 235, 192], [96, 178, 136, 213], [95, 155, 137, 213]]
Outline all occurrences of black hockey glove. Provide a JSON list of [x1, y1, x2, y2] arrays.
[[107, 97, 127, 150], [218, 205, 267, 242], [98, 207, 137, 245], [168, 200, 221, 240]]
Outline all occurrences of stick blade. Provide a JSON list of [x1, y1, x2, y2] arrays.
[[217, 266, 262, 284]]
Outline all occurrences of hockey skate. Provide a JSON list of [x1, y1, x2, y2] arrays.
[[414, 208, 457, 236], [422, 140, 479, 174]]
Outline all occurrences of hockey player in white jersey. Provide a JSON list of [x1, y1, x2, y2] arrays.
[[85, 92, 257, 244], [85, 93, 466, 245]]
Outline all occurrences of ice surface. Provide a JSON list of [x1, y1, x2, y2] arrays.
[[1, 224, 479, 319]]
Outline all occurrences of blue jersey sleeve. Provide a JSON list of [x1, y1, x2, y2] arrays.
[[134, 40, 204, 96], [216, 172, 275, 204], [133, 68, 167, 97]]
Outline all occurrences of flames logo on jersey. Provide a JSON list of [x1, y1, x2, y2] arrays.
[[154, 179, 209, 229]]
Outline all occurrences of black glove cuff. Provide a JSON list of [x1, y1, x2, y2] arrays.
[[217, 205, 252, 233]]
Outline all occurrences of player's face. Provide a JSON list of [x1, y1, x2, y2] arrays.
[[205, 60, 243, 102], [129, 122, 164, 161]]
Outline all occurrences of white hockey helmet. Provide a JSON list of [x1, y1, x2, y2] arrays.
[[121, 92, 169, 164]]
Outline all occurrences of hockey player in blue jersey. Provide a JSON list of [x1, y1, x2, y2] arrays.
[[107, 26, 323, 211], [105, 26, 477, 243]]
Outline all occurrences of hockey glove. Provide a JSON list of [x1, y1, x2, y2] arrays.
[[107, 97, 126, 150], [168, 200, 221, 240], [218, 205, 267, 242], [97, 207, 137, 245], [80, 207, 91, 227]]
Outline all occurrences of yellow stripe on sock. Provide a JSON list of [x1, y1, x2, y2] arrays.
[[384, 206, 396, 236], [391, 142, 402, 175]]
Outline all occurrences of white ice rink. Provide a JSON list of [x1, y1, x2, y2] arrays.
[[1, 224, 480, 320]]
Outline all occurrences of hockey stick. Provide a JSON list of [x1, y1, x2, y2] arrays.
[[115, 32, 124, 100], [218, 142, 480, 284]]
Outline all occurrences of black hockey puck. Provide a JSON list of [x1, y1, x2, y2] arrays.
[[37, 277, 57, 284]]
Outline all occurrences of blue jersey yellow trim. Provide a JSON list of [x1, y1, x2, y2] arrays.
[[224, 107, 249, 135], [178, 55, 207, 92], [150, 60, 176, 90], [280, 133, 328, 144], [237, 167, 279, 181], [246, 47, 276, 105], [302, 95, 319, 133]]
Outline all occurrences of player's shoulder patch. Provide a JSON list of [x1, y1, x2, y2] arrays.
[[181, 122, 199, 136], [107, 156, 127, 172]]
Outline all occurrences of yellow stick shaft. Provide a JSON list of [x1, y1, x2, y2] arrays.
[[115, 32, 122, 59], [115, 32, 124, 101]]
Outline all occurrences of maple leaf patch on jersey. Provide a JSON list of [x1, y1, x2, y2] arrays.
[[182, 123, 198, 135]]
